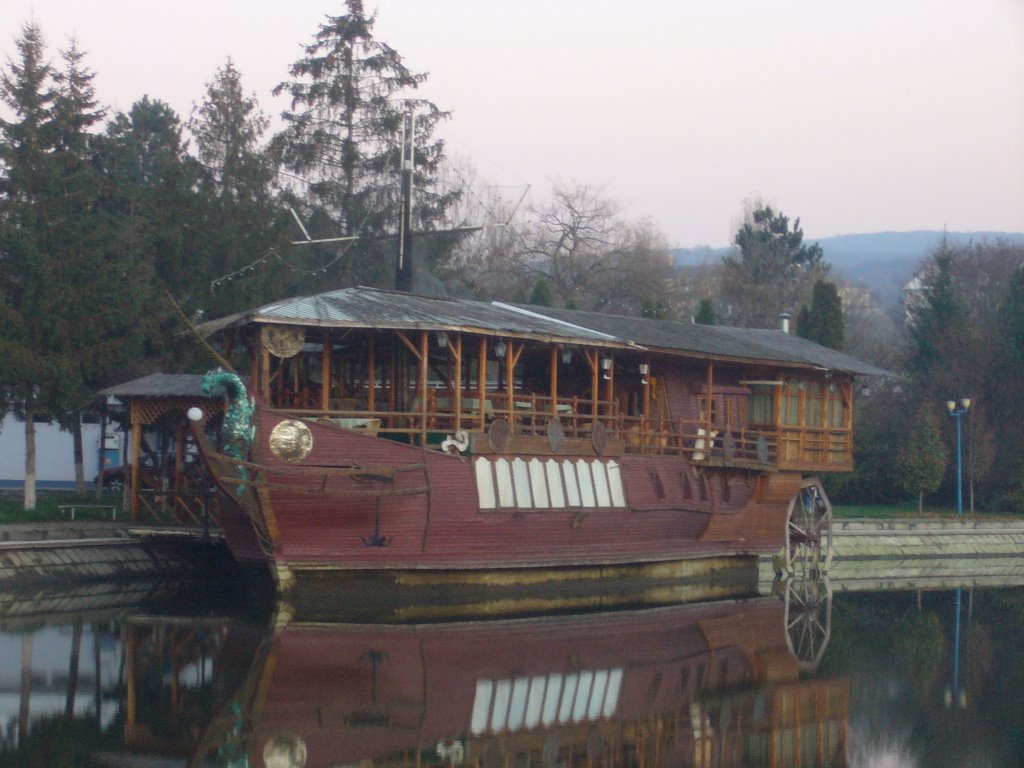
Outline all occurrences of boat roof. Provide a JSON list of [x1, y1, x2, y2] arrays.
[[196, 286, 890, 377]]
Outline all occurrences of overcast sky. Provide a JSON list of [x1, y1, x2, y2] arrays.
[[2, 0, 1023, 246]]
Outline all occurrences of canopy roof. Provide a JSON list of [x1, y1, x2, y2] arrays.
[[196, 286, 890, 377]]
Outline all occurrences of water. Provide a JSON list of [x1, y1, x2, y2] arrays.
[[0, 579, 1022, 767]]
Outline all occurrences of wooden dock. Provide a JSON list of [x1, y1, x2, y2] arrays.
[[761, 517, 1024, 592]]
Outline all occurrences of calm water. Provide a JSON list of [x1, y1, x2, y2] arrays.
[[0, 577, 1022, 768]]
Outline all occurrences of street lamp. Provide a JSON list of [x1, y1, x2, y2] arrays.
[[946, 398, 971, 516]]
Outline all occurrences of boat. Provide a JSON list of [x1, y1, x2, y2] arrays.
[[171, 286, 886, 592]]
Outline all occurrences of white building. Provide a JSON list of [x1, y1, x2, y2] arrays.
[[0, 414, 119, 489]]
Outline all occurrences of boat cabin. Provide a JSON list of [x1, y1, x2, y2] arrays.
[[198, 287, 886, 475]]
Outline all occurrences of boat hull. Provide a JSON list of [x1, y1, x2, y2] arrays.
[[206, 407, 804, 584]]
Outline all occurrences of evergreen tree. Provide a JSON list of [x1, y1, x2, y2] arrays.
[[908, 243, 963, 382], [188, 58, 287, 317], [896, 404, 948, 513], [721, 202, 828, 327], [797, 280, 844, 349], [272, 0, 456, 290], [694, 297, 716, 325], [0, 21, 59, 510], [49, 37, 111, 492], [98, 97, 206, 368], [528, 277, 552, 307], [999, 267, 1024, 366]]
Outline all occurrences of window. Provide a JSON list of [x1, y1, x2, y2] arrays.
[[828, 386, 847, 428], [698, 396, 717, 424], [781, 383, 801, 426], [749, 385, 775, 426], [805, 381, 824, 427]]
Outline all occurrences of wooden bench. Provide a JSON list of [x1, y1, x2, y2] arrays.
[[58, 504, 117, 521]]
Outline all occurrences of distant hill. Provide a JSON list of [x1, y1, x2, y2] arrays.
[[672, 230, 1024, 308]]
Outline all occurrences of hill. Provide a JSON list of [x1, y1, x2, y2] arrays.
[[672, 230, 1024, 308]]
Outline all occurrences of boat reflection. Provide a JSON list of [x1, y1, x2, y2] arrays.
[[168, 589, 846, 768]]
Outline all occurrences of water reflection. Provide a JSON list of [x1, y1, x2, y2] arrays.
[[0, 582, 1022, 767]]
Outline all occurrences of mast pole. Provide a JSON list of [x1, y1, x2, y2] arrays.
[[395, 111, 416, 292]]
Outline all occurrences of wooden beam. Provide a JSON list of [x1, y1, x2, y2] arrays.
[[419, 331, 429, 442], [129, 401, 142, 522], [395, 330, 424, 361], [320, 329, 331, 411], [367, 334, 376, 412], [449, 334, 463, 430], [550, 346, 559, 416], [478, 337, 488, 430]]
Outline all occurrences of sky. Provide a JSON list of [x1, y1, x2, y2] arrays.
[[2, 0, 1023, 247]]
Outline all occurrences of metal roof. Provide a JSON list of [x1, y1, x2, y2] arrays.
[[100, 373, 217, 399], [195, 286, 891, 376]]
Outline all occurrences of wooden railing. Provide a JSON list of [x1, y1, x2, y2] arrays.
[[277, 395, 852, 470]]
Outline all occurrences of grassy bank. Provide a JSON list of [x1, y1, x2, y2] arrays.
[[0, 489, 124, 524]]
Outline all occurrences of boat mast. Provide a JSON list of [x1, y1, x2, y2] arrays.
[[395, 111, 416, 292]]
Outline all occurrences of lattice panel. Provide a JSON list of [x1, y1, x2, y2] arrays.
[[131, 397, 223, 425]]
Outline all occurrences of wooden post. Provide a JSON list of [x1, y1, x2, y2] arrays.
[[174, 419, 186, 496], [550, 346, 559, 416], [260, 345, 270, 402], [604, 353, 615, 419], [249, 330, 259, 399], [321, 329, 331, 411], [478, 337, 488, 430], [449, 334, 463, 431], [420, 331, 429, 442], [584, 349, 599, 426], [705, 362, 714, 441], [367, 334, 376, 412], [129, 401, 142, 522]]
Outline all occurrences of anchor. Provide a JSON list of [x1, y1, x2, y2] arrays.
[[361, 498, 392, 548]]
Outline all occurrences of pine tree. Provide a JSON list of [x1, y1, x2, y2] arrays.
[[694, 298, 716, 325], [188, 58, 287, 316], [0, 21, 59, 510], [797, 280, 844, 349], [721, 202, 828, 327], [528, 277, 553, 307], [896, 404, 948, 513], [271, 0, 456, 289]]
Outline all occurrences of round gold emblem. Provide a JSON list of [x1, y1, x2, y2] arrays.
[[269, 419, 313, 462], [262, 324, 305, 358]]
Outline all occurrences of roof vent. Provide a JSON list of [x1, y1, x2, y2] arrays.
[[779, 312, 792, 334]]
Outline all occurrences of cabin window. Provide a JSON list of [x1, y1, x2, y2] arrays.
[[828, 387, 847, 428], [698, 396, 716, 424], [749, 385, 775, 426], [720, 473, 731, 502], [781, 383, 801, 426], [648, 469, 666, 500], [805, 381, 825, 427]]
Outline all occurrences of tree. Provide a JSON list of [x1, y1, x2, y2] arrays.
[[188, 58, 288, 317], [0, 21, 59, 510], [797, 280, 844, 349], [694, 297, 716, 325], [49, 37, 111, 493], [721, 201, 828, 327], [510, 183, 675, 314], [896, 404, 948, 513], [271, 0, 456, 290], [528, 277, 552, 307]]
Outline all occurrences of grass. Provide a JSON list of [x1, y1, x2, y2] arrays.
[[832, 503, 1021, 520], [0, 489, 124, 524]]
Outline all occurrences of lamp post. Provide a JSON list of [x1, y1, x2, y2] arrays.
[[946, 398, 970, 516]]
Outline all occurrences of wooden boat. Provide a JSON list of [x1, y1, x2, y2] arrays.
[[180, 595, 847, 767], [183, 287, 885, 590]]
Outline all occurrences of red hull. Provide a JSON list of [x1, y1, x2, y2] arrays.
[[211, 407, 801, 574]]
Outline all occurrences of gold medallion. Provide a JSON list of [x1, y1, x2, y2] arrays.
[[269, 419, 313, 462], [262, 324, 305, 358]]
